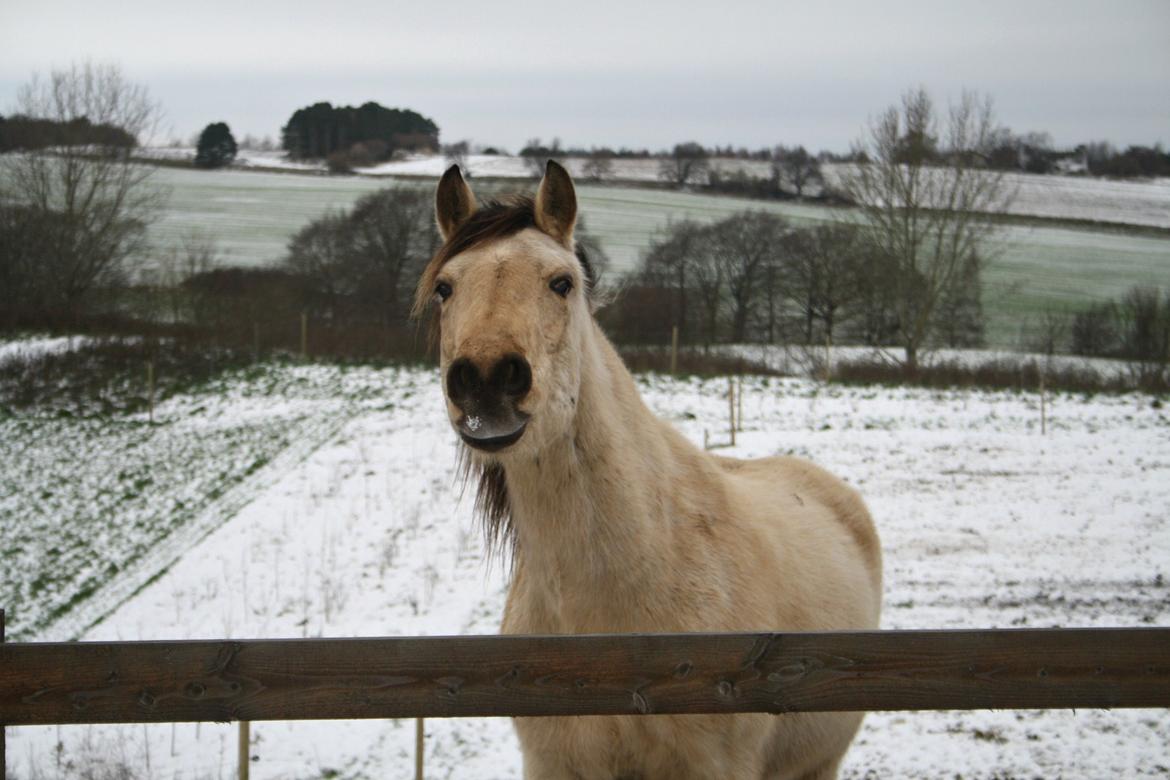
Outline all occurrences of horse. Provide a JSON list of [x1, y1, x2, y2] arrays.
[[413, 161, 882, 779]]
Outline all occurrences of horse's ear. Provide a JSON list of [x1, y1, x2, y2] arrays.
[[435, 165, 476, 241], [534, 160, 577, 247]]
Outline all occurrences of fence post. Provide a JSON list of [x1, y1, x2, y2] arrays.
[[737, 377, 743, 433], [146, 361, 155, 424], [238, 720, 250, 780], [728, 378, 736, 447], [252, 322, 260, 363], [300, 312, 308, 360], [1, 608, 6, 780], [414, 717, 424, 780], [1039, 370, 1047, 435], [669, 325, 679, 375]]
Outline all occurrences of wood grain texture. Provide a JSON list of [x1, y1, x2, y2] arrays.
[[1, 629, 1167, 726]]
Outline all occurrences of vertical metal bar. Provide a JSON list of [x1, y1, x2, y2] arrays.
[[238, 720, 250, 780], [414, 717, 424, 780]]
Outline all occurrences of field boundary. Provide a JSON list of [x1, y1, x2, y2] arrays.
[[1, 627, 1167, 725]]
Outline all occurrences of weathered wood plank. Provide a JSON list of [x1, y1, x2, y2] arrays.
[[1, 628, 1167, 726]]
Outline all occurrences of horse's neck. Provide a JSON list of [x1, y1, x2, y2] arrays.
[[503, 325, 705, 629]]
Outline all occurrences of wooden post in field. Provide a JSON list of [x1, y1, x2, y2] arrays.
[[415, 717, 424, 780], [238, 720, 250, 780], [146, 361, 155, 424], [737, 377, 743, 432], [669, 325, 679, 375], [300, 312, 308, 359], [728, 378, 736, 447], [252, 322, 260, 363], [1040, 372, 1047, 436], [1, 608, 6, 780]]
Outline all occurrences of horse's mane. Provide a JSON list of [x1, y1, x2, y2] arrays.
[[416, 195, 598, 562]]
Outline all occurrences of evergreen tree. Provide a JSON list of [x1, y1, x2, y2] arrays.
[[194, 122, 238, 169]]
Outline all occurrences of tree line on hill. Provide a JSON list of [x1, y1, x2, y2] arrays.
[[0, 114, 137, 153], [602, 214, 982, 356], [280, 101, 439, 172]]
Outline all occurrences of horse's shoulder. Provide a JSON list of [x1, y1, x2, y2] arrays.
[[714, 453, 882, 579]]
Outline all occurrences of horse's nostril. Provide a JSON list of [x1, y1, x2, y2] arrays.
[[447, 358, 480, 402], [497, 355, 532, 399], [459, 363, 476, 390]]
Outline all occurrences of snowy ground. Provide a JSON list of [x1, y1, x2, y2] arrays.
[[4, 363, 1169, 779], [727, 343, 1140, 382], [0, 336, 95, 365]]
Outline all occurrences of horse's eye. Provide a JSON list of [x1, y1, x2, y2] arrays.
[[550, 276, 573, 297], [435, 281, 453, 301]]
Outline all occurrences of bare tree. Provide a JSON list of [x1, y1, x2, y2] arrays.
[[1118, 286, 1170, 386], [638, 219, 705, 344], [772, 145, 822, 198], [658, 142, 709, 188], [443, 140, 470, 175], [1028, 307, 1070, 357], [285, 211, 358, 323], [781, 224, 867, 345], [348, 187, 439, 322], [705, 212, 788, 343], [0, 61, 165, 324], [838, 87, 1014, 373], [520, 137, 562, 178], [582, 148, 614, 182], [1071, 302, 1118, 357], [688, 230, 724, 346], [157, 229, 217, 324]]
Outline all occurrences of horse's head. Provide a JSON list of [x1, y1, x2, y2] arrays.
[[414, 161, 596, 461]]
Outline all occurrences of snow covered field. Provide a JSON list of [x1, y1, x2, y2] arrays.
[[138, 163, 1170, 349], [143, 148, 1170, 230], [4, 361, 1169, 779]]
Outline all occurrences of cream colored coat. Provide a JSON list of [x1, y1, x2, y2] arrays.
[[419, 162, 882, 779]]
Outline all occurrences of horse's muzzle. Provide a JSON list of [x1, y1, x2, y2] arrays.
[[457, 414, 529, 452], [447, 353, 532, 452]]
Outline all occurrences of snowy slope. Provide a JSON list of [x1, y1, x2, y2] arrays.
[[6, 367, 1170, 779], [139, 148, 1170, 229]]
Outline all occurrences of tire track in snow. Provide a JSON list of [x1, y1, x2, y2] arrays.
[[40, 410, 358, 641]]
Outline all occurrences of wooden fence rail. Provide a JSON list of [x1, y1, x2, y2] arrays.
[[2, 628, 1168, 727]]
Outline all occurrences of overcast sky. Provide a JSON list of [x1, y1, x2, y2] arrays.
[[1, 0, 1167, 152]]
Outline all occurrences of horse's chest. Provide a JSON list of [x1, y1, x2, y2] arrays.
[[514, 714, 767, 779]]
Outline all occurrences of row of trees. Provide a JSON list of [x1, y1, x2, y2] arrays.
[[280, 102, 439, 163], [608, 88, 1008, 373], [0, 114, 136, 153], [1063, 287, 1170, 384], [607, 213, 982, 359], [282, 188, 439, 325]]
